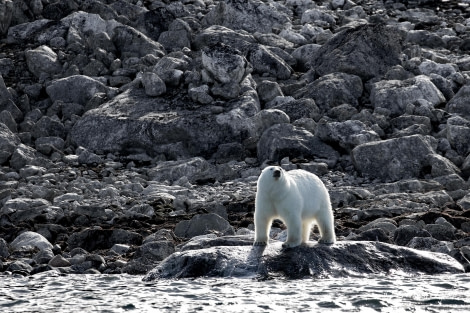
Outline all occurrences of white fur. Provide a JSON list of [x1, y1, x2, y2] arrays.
[[254, 166, 336, 247]]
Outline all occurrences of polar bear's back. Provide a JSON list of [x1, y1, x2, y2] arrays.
[[287, 169, 330, 204]]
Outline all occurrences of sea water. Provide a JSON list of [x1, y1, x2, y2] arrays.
[[1, 272, 470, 312]]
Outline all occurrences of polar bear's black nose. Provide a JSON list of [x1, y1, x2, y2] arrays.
[[273, 169, 281, 178]]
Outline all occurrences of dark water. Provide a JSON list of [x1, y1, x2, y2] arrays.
[[1, 272, 469, 312]]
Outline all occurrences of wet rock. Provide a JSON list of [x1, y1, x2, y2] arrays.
[[7, 260, 33, 275], [143, 237, 464, 280], [25, 45, 62, 79], [48, 254, 72, 268], [202, 0, 290, 34], [174, 213, 234, 238], [312, 24, 403, 80], [257, 123, 339, 164], [67, 228, 143, 251], [370, 75, 445, 117], [295, 72, 363, 112], [10, 231, 53, 251], [351, 135, 453, 182], [46, 75, 111, 106]]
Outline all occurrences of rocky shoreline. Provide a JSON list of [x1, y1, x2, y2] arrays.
[[0, 0, 470, 277]]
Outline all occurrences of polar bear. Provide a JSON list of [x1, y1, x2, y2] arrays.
[[254, 166, 336, 247]]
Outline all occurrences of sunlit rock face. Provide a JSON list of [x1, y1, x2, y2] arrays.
[[143, 236, 464, 281]]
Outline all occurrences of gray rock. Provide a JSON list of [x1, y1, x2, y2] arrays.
[[10, 231, 53, 251], [407, 237, 454, 254], [447, 85, 470, 120], [418, 60, 457, 78], [202, 0, 290, 34], [192, 25, 256, 53], [351, 135, 444, 182], [46, 75, 111, 106], [148, 157, 215, 184], [248, 45, 292, 79], [316, 119, 380, 151], [359, 219, 398, 235], [113, 25, 165, 59], [295, 72, 363, 112], [174, 213, 234, 238], [71, 88, 255, 159], [48, 254, 71, 267], [424, 224, 456, 241], [188, 85, 214, 105], [0, 0, 13, 35], [312, 24, 403, 80], [10, 143, 52, 170], [35, 136, 65, 155], [7, 260, 33, 274], [141, 72, 166, 97], [257, 81, 284, 104], [393, 225, 431, 246], [67, 228, 143, 251], [370, 75, 445, 117], [6, 19, 52, 44], [446, 116, 470, 156], [271, 98, 320, 122], [0, 122, 20, 164], [202, 43, 248, 85], [0, 110, 17, 132], [143, 237, 464, 280], [348, 228, 392, 244], [25, 45, 62, 79], [291, 44, 321, 71], [0, 237, 9, 258], [257, 123, 339, 163], [32, 116, 66, 139], [33, 248, 54, 264]]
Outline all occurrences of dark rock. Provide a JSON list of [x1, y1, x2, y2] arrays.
[[257, 123, 339, 164], [32, 116, 66, 139], [393, 225, 431, 246], [123, 241, 176, 275], [0, 122, 20, 164], [35, 136, 65, 155], [0, 237, 9, 258], [446, 116, 470, 156], [202, 0, 290, 34], [294, 72, 363, 112], [348, 228, 393, 244], [7, 260, 33, 275], [174, 213, 234, 238], [143, 237, 464, 280], [248, 45, 292, 80], [112, 25, 166, 59], [67, 228, 143, 251], [351, 135, 455, 182], [271, 98, 320, 122], [447, 85, 470, 119], [312, 24, 404, 80], [192, 25, 256, 53], [370, 75, 445, 117]]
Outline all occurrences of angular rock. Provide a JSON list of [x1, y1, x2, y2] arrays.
[[393, 225, 431, 246], [447, 85, 470, 120], [257, 123, 339, 164], [248, 45, 292, 80], [0, 122, 20, 164], [370, 75, 445, 117], [32, 116, 66, 139], [202, 0, 290, 34], [141, 72, 166, 97], [192, 25, 256, 53], [316, 119, 380, 151], [351, 135, 443, 182], [10, 231, 53, 251], [0, 0, 13, 36], [0, 237, 10, 258], [112, 25, 165, 59], [35, 136, 65, 155], [46, 75, 111, 106], [71, 88, 255, 159], [143, 237, 464, 280], [291, 44, 321, 71], [202, 43, 248, 85], [25, 45, 62, 79], [48, 254, 72, 267], [295, 72, 363, 112], [446, 116, 470, 156], [174, 213, 234, 238], [147, 157, 215, 184], [312, 24, 404, 80], [271, 98, 320, 122]]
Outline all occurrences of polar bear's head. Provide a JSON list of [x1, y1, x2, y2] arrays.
[[258, 166, 285, 189]]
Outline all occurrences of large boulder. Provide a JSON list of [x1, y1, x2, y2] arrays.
[[202, 0, 290, 34], [25, 45, 62, 78], [46, 75, 112, 106], [10, 231, 53, 251], [257, 123, 339, 164], [351, 135, 455, 182], [143, 236, 464, 280], [294, 72, 363, 112], [311, 24, 404, 80], [370, 75, 445, 117], [71, 88, 257, 159]]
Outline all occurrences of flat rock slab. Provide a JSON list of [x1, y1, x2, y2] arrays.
[[143, 236, 464, 281]]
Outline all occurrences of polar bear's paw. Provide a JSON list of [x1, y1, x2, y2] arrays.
[[253, 241, 267, 246], [282, 242, 301, 248], [318, 238, 335, 245]]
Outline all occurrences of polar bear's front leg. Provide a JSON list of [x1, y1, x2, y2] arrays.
[[254, 211, 272, 246], [282, 216, 303, 248]]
